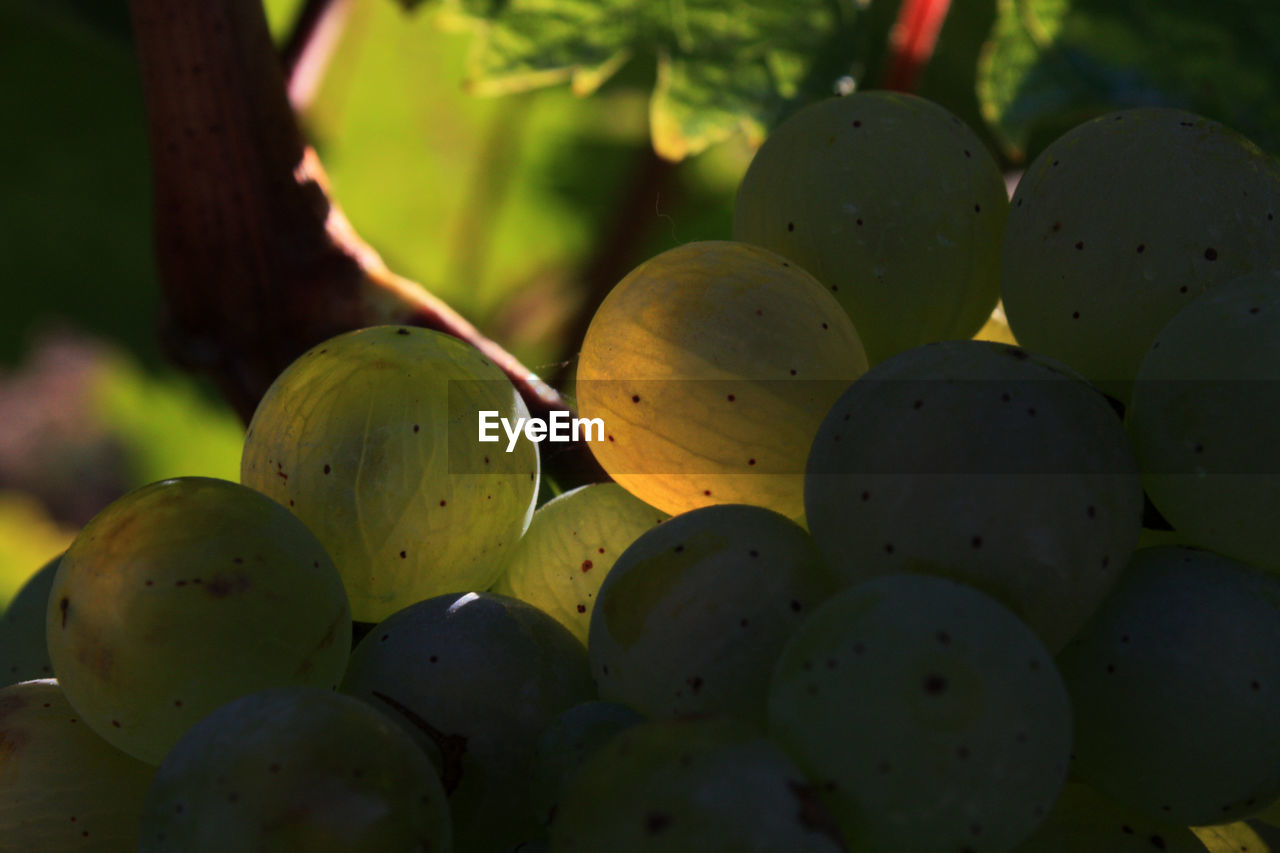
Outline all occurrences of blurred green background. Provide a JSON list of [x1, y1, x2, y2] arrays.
[[1, 0, 1276, 607]]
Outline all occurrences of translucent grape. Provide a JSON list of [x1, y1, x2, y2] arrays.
[[1002, 108, 1280, 402], [0, 679, 155, 851], [549, 716, 845, 852], [768, 574, 1072, 852], [805, 339, 1143, 651], [47, 477, 351, 764], [1058, 546, 1280, 826], [491, 483, 667, 644], [242, 325, 539, 622], [137, 686, 451, 852], [530, 700, 644, 828], [575, 240, 867, 520], [0, 554, 59, 687], [734, 91, 1008, 364], [340, 591, 595, 853], [1128, 271, 1280, 573], [589, 504, 836, 725], [1011, 783, 1203, 852]]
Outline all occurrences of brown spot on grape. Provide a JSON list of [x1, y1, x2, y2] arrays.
[[645, 812, 671, 834], [59, 597, 69, 628], [576, 604, 586, 614], [1204, 247, 1218, 260], [748, 458, 756, 466], [923, 674, 947, 695], [323, 464, 331, 475], [396, 329, 409, 336], [971, 536, 982, 548], [439, 500, 447, 507], [750, 549, 759, 558], [687, 676, 703, 693], [413, 425, 419, 433], [1072, 311, 1080, 319], [703, 489, 712, 496], [937, 631, 950, 644], [399, 551, 407, 559], [1075, 241, 1084, 250], [205, 573, 251, 599], [974, 204, 981, 213], [581, 560, 593, 572], [1149, 835, 1166, 849], [727, 394, 735, 402], [112, 720, 121, 728], [787, 222, 795, 232], [790, 600, 802, 612], [1137, 244, 1146, 253], [852, 120, 862, 127], [885, 543, 894, 554], [1180, 285, 1189, 294], [631, 394, 640, 403]]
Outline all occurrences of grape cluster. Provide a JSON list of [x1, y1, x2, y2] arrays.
[[3, 93, 1280, 852]]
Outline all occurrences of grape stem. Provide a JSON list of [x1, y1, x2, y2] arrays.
[[126, 0, 605, 486], [371, 690, 468, 794]]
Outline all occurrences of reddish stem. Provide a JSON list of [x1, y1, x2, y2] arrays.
[[882, 0, 953, 92]]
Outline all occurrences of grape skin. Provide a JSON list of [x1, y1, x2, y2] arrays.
[[490, 483, 667, 645], [735, 91, 1008, 365], [1002, 108, 1280, 403], [576, 240, 867, 520], [242, 326, 540, 623], [768, 573, 1073, 852]]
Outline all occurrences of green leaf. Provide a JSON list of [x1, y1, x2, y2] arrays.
[[429, 0, 862, 160], [978, 0, 1280, 162]]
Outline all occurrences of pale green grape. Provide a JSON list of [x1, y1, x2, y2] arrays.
[[549, 716, 845, 853], [242, 325, 539, 622], [531, 700, 644, 827], [1192, 823, 1272, 852], [768, 574, 1072, 852], [576, 240, 867, 520], [491, 483, 667, 644], [47, 477, 350, 764], [340, 591, 595, 853], [734, 91, 1008, 364], [138, 686, 451, 852], [1002, 108, 1280, 402], [1129, 271, 1280, 573], [0, 554, 59, 687], [1011, 783, 1203, 852], [589, 504, 836, 726], [0, 679, 155, 851], [1058, 546, 1280, 826], [805, 339, 1143, 651]]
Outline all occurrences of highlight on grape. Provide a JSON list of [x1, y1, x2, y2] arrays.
[[5, 90, 1280, 853], [477, 409, 605, 452]]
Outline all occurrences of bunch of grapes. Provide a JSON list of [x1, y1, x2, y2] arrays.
[[3, 91, 1279, 853]]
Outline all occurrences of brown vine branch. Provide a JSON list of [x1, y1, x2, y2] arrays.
[[127, 0, 605, 485]]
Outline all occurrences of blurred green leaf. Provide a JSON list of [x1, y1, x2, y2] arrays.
[[419, 0, 861, 160], [0, 1, 160, 365], [90, 353, 245, 488], [978, 0, 1280, 162], [0, 492, 72, 611]]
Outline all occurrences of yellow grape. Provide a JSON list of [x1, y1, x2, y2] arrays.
[[576, 241, 867, 519]]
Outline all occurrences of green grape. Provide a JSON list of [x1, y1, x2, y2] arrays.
[[1012, 783, 1203, 852], [549, 716, 845, 852], [1128, 271, 1280, 573], [0, 679, 155, 851], [1058, 546, 1280, 826], [575, 240, 867, 520], [491, 483, 667, 644], [1002, 108, 1280, 402], [242, 325, 540, 623], [0, 554, 59, 687], [768, 574, 1072, 852], [530, 700, 645, 827], [589, 504, 836, 726], [137, 686, 451, 852], [1192, 823, 1272, 852], [734, 91, 1008, 365], [47, 477, 350, 764], [805, 339, 1143, 651], [340, 591, 595, 853]]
